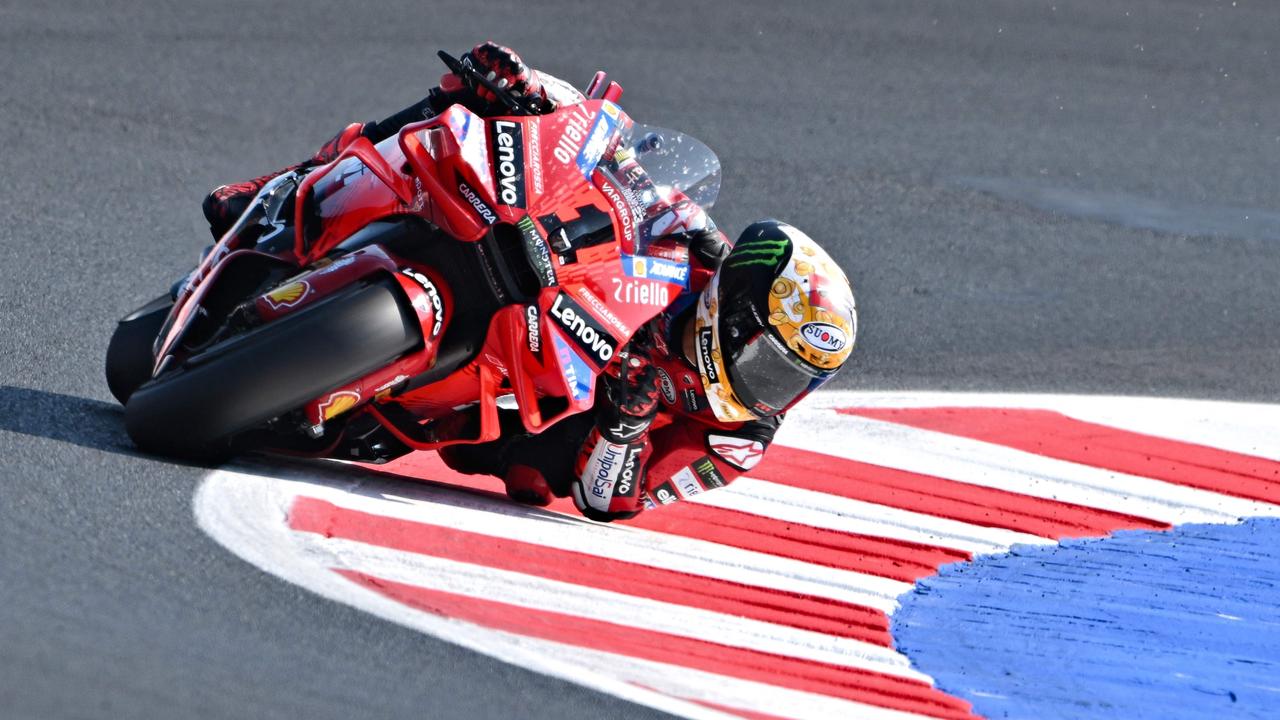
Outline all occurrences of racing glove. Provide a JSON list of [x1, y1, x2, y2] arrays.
[[570, 349, 661, 521], [462, 41, 552, 112]]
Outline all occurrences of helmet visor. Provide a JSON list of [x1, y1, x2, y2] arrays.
[[724, 329, 827, 416]]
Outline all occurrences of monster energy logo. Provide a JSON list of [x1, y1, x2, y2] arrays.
[[728, 236, 789, 268]]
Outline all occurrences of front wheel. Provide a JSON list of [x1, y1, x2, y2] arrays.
[[105, 294, 174, 405], [124, 278, 421, 461]]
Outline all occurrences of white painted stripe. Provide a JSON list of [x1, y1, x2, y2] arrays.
[[193, 468, 742, 720], [298, 533, 927, 680], [495, 630, 937, 720], [777, 409, 1280, 525], [802, 391, 1280, 463], [271, 469, 912, 611], [694, 479, 1053, 554]]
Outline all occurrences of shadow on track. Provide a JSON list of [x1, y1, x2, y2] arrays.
[[0, 385, 140, 455]]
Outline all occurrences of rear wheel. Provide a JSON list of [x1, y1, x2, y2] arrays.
[[124, 278, 421, 461]]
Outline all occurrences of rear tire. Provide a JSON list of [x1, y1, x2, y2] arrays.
[[124, 278, 420, 461], [105, 294, 173, 405]]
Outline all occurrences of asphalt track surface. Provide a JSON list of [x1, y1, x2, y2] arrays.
[[1, 1, 1278, 718]]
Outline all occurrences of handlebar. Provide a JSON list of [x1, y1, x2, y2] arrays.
[[437, 50, 542, 116]]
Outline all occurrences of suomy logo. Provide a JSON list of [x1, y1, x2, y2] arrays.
[[800, 321, 847, 353], [549, 293, 616, 367], [491, 120, 525, 207]]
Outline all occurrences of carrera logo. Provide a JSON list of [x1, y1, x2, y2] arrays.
[[549, 293, 617, 367], [611, 278, 670, 307], [800, 322, 848, 353], [491, 120, 525, 207], [458, 180, 497, 225], [656, 368, 677, 405], [401, 269, 445, 338], [697, 328, 719, 384], [525, 304, 542, 359]]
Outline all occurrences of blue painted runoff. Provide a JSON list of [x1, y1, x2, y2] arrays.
[[893, 518, 1280, 719]]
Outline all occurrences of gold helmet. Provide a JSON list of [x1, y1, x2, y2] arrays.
[[694, 220, 856, 422]]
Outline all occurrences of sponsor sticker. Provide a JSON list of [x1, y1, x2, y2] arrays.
[[526, 117, 544, 196], [672, 467, 703, 498], [401, 269, 445, 338], [490, 120, 525, 208], [551, 332, 593, 402], [598, 174, 637, 249], [697, 328, 719, 384], [707, 434, 765, 471], [615, 444, 642, 498], [691, 455, 727, 490], [575, 286, 631, 336], [682, 388, 703, 413], [319, 390, 360, 421], [457, 179, 497, 225], [621, 254, 690, 288], [588, 440, 627, 501], [611, 277, 670, 307], [651, 481, 680, 506], [517, 216, 557, 287], [264, 280, 311, 310], [549, 292, 617, 367], [552, 106, 593, 167], [656, 368, 677, 405], [799, 321, 848, 353], [525, 304, 542, 360], [575, 107, 618, 180]]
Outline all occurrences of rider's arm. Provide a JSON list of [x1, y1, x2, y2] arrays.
[[570, 347, 660, 522], [639, 414, 783, 508]]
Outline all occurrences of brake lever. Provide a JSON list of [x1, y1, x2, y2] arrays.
[[436, 50, 539, 116]]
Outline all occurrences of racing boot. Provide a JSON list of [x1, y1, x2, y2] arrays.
[[201, 122, 367, 238]]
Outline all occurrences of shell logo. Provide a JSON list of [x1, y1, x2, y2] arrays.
[[318, 390, 360, 421], [264, 281, 311, 310]]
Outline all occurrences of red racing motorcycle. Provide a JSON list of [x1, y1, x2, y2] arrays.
[[107, 52, 721, 463]]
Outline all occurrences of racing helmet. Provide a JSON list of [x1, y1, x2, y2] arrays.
[[694, 220, 857, 422]]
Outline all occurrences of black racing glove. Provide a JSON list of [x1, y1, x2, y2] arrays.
[[462, 41, 552, 112], [597, 348, 661, 444]]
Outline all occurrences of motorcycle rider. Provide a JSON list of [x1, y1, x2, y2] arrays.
[[203, 43, 858, 522]]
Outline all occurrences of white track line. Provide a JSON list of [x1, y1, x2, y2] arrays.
[[802, 391, 1280, 463], [776, 409, 1280, 525], [693, 479, 1053, 555], [255, 470, 912, 611], [494, 631, 937, 720], [193, 468, 741, 720], [303, 534, 926, 680]]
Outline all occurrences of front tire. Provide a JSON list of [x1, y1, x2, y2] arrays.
[[106, 294, 174, 405], [124, 278, 420, 461]]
